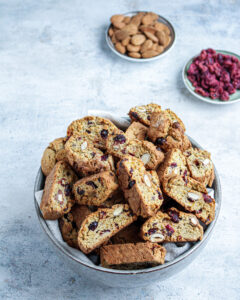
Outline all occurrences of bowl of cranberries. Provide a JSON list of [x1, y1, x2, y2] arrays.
[[183, 49, 240, 104]]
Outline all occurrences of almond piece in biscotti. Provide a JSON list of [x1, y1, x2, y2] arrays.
[[115, 30, 129, 41], [141, 12, 159, 25], [140, 39, 153, 53], [122, 36, 130, 46], [111, 14, 125, 24], [127, 44, 140, 52], [123, 24, 138, 35], [142, 50, 159, 58], [154, 22, 170, 35], [143, 31, 158, 43], [128, 52, 141, 58], [115, 42, 126, 54], [123, 16, 131, 24], [155, 30, 166, 45], [131, 34, 146, 46]]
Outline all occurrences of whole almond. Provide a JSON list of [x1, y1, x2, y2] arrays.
[[115, 42, 126, 54], [155, 30, 166, 45], [127, 44, 140, 52], [115, 29, 129, 41], [164, 35, 172, 47], [139, 25, 156, 35], [151, 43, 158, 51], [124, 24, 138, 35], [122, 36, 130, 46], [111, 34, 117, 44], [113, 22, 126, 29], [130, 12, 145, 26], [108, 27, 114, 37], [140, 39, 153, 53], [143, 31, 158, 43], [128, 52, 141, 58], [111, 15, 125, 24], [154, 22, 170, 35], [156, 45, 164, 54], [123, 16, 131, 24], [141, 12, 158, 25], [142, 50, 159, 58], [131, 34, 146, 46]]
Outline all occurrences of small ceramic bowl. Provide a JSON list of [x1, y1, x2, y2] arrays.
[[105, 11, 176, 62], [34, 135, 221, 288], [183, 50, 240, 105]]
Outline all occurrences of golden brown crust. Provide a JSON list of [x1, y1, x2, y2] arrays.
[[125, 121, 148, 141], [128, 103, 162, 126]]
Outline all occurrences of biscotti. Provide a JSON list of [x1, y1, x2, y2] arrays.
[[59, 205, 92, 249], [162, 175, 215, 224], [129, 103, 162, 126], [117, 155, 164, 217], [106, 131, 164, 169], [184, 148, 215, 187], [40, 161, 78, 220], [65, 135, 115, 176], [111, 223, 142, 244], [73, 171, 119, 206], [125, 121, 148, 141], [78, 204, 137, 253], [67, 116, 119, 149], [141, 208, 203, 243], [101, 189, 126, 208], [100, 242, 166, 269], [41, 137, 67, 176]]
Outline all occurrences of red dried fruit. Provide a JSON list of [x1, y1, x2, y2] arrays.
[[88, 221, 98, 231], [168, 210, 179, 223], [203, 193, 213, 203], [148, 228, 158, 235], [77, 188, 85, 195], [157, 191, 163, 200], [113, 134, 126, 144], [128, 180, 136, 189], [86, 181, 98, 189], [130, 112, 139, 120], [64, 184, 72, 196], [170, 162, 177, 168], [165, 224, 174, 236], [101, 154, 109, 161], [155, 137, 166, 145], [100, 129, 108, 139]]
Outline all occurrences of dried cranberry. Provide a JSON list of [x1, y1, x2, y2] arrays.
[[86, 181, 98, 189], [100, 129, 108, 139], [91, 152, 96, 158], [101, 154, 109, 161], [147, 115, 151, 121], [130, 112, 139, 120], [172, 122, 180, 129], [203, 194, 213, 203], [88, 121, 93, 125], [170, 162, 177, 168], [128, 180, 136, 189], [121, 149, 126, 154], [86, 130, 91, 134], [88, 221, 98, 231], [168, 210, 179, 223], [64, 184, 72, 196], [156, 137, 166, 145], [165, 224, 175, 236], [195, 208, 203, 214], [113, 134, 126, 144], [99, 211, 106, 219], [157, 191, 163, 200], [115, 223, 119, 229], [130, 168, 133, 175], [77, 188, 85, 195], [194, 159, 200, 167], [148, 228, 158, 235]]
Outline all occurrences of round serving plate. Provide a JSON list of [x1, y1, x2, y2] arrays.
[[34, 136, 221, 288], [105, 11, 176, 63], [183, 50, 240, 105]]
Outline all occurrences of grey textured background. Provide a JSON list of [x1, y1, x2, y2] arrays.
[[0, 0, 240, 299]]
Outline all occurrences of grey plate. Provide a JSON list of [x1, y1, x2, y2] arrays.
[[34, 136, 221, 288], [106, 11, 176, 62]]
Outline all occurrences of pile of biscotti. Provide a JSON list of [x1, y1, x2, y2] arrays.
[[40, 103, 215, 270]]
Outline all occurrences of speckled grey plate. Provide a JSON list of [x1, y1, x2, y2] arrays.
[[106, 11, 176, 62], [183, 50, 240, 105], [34, 136, 221, 288]]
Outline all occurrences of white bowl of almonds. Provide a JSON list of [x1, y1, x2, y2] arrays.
[[106, 11, 176, 62]]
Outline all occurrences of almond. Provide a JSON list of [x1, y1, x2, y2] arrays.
[[128, 52, 141, 58], [142, 50, 159, 58], [155, 30, 166, 45], [154, 22, 170, 35], [150, 233, 165, 242], [127, 44, 140, 52], [151, 43, 158, 51], [130, 12, 145, 26], [111, 34, 117, 44], [139, 25, 156, 35], [187, 192, 200, 201], [113, 206, 123, 216], [122, 36, 130, 46], [115, 42, 126, 54], [144, 174, 151, 187], [190, 217, 198, 227], [131, 34, 146, 46], [108, 27, 114, 37], [164, 35, 171, 47], [141, 153, 151, 165], [141, 12, 158, 25], [123, 24, 138, 35], [81, 141, 87, 150], [156, 45, 164, 54], [143, 31, 158, 43], [113, 22, 126, 29], [115, 30, 129, 41], [140, 39, 153, 53], [111, 14, 125, 24], [123, 16, 131, 24]]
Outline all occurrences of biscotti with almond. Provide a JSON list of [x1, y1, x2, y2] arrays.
[[100, 242, 166, 269], [125, 121, 148, 141], [78, 204, 137, 254], [141, 207, 203, 243], [40, 161, 78, 220], [129, 103, 162, 126], [67, 116, 119, 149], [65, 135, 115, 176], [162, 175, 215, 224], [106, 131, 164, 170], [41, 137, 67, 176], [73, 171, 119, 206], [184, 147, 215, 187], [117, 155, 164, 217]]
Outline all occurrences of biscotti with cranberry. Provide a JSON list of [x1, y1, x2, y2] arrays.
[[117, 155, 164, 218], [65, 135, 115, 176], [41, 137, 67, 176], [40, 161, 78, 220], [141, 207, 203, 243], [67, 116, 119, 149], [129, 103, 162, 126], [125, 121, 148, 141], [111, 223, 142, 244], [106, 131, 164, 170], [100, 242, 166, 269], [78, 204, 137, 254], [59, 205, 92, 249], [162, 175, 215, 224], [184, 147, 215, 187], [73, 171, 119, 206], [157, 148, 189, 182]]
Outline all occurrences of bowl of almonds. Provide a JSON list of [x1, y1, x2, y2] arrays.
[[106, 11, 175, 62]]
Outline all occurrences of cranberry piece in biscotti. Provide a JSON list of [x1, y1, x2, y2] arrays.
[[40, 161, 78, 220], [117, 155, 164, 218], [141, 207, 203, 243], [128, 103, 162, 126]]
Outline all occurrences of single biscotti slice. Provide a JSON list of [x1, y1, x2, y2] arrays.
[[59, 205, 92, 249], [73, 171, 119, 206], [65, 135, 115, 176], [106, 131, 164, 170], [184, 148, 215, 187], [78, 204, 137, 254], [141, 208, 203, 243], [41, 137, 67, 176], [157, 148, 189, 182], [40, 161, 78, 220], [111, 223, 142, 244], [162, 175, 215, 224], [67, 116, 119, 149], [125, 121, 148, 141], [129, 103, 162, 126], [100, 242, 166, 269], [117, 155, 164, 218]]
